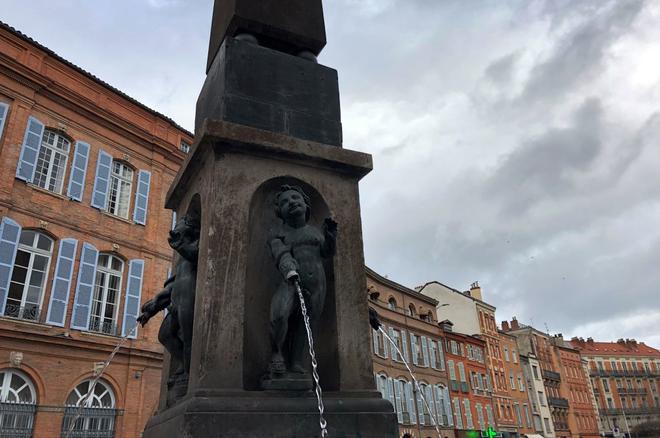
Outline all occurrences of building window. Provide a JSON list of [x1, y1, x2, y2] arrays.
[[510, 372, 516, 390], [4, 230, 53, 321], [106, 161, 133, 219], [33, 129, 71, 194], [453, 397, 464, 429], [512, 349, 518, 363], [372, 329, 387, 358], [543, 417, 551, 433], [434, 385, 452, 426], [0, 369, 37, 438], [504, 347, 510, 362], [387, 297, 397, 311], [538, 391, 546, 406], [407, 304, 416, 317], [389, 328, 404, 362], [180, 140, 191, 153], [602, 379, 610, 392], [463, 398, 473, 429], [62, 379, 116, 438], [89, 254, 123, 335], [532, 365, 540, 379], [429, 340, 445, 370], [518, 374, 525, 391]]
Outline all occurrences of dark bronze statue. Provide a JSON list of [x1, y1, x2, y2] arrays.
[[266, 185, 337, 381], [138, 214, 199, 405]]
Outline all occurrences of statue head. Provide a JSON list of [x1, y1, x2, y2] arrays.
[[169, 214, 200, 254], [274, 184, 311, 222]]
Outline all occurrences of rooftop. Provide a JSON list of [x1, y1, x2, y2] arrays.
[[0, 20, 193, 138], [570, 338, 660, 357], [365, 266, 439, 307]]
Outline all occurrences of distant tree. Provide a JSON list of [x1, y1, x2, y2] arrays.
[[631, 420, 660, 437]]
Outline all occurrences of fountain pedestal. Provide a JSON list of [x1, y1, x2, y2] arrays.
[[142, 1, 399, 436]]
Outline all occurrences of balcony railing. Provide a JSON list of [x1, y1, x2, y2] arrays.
[[460, 382, 470, 393], [548, 397, 570, 408], [617, 387, 647, 395], [2, 303, 41, 322], [88, 319, 118, 336], [450, 380, 459, 392], [591, 369, 656, 378], [599, 407, 657, 416], [61, 406, 117, 438], [542, 369, 561, 381], [0, 402, 36, 438], [402, 412, 411, 424]]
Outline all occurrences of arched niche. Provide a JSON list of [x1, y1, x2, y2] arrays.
[[243, 176, 339, 391]]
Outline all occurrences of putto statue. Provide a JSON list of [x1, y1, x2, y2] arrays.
[[265, 185, 337, 385], [138, 214, 199, 405]]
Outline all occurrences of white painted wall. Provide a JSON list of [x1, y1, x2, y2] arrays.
[[418, 283, 480, 336]]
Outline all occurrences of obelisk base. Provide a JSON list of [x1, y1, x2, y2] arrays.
[[142, 391, 398, 438]]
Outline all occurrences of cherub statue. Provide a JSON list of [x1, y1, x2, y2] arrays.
[[137, 214, 199, 405], [267, 185, 337, 379]]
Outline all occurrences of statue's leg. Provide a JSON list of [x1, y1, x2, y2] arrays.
[[178, 288, 196, 376], [270, 282, 295, 372], [290, 286, 325, 374], [159, 312, 184, 374]]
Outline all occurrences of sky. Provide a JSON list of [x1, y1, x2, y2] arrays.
[[2, 0, 659, 347]]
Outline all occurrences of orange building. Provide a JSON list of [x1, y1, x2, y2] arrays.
[[499, 330, 537, 436], [367, 267, 456, 438], [571, 337, 660, 436], [441, 321, 496, 438], [0, 21, 190, 438]]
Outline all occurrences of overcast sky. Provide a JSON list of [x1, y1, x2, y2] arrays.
[[3, 0, 659, 347]]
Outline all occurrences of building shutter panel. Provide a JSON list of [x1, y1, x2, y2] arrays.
[[394, 380, 403, 424], [387, 378, 396, 414], [133, 170, 151, 225], [70, 243, 99, 330], [401, 329, 409, 362], [411, 333, 418, 365], [416, 386, 425, 425], [426, 385, 436, 426], [406, 381, 417, 424], [0, 102, 8, 140], [372, 329, 379, 354], [388, 327, 396, 359], [122, 259, 144, 338], [382, 326, 388, 358], [453, 397, 463, 429], [91, 150, 112, 209], [67, 141, 90, 202], [16, 116, 45, 182], [421, 336, 430, 367], [429, 340, 437, 368], [445, 387, 454, 426], [46, 238, 78, 326], [0, 217, 22, 315]]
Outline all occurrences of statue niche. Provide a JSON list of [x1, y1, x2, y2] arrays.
[[138, 213, 199, 406], [263, 185, 336, 388]]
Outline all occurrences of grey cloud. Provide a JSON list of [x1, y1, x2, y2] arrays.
[[484, 52, 520, 85], [521, 0, 646, 105]]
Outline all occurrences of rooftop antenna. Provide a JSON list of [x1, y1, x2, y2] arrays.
[[544, 322, 550, 335]]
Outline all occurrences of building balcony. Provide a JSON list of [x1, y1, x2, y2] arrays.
[[599, 407, 658, 416], [88, 319, 119, 336], [548, 397, 570, 408], [2, 303, 41, 323], [542, 369, 561, 382], [591, 369, 656, 378], [617, 387, 647, 395], [460, 382, 470, 393]]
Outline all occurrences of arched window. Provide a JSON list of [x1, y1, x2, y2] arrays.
[[33, 129, 71, 194], [61, 379, 116, 438], [5, 230, 53, 321], [89, 254, 124, 335], [387, 298, 397, 311], [0, 369, 37, 438], [408, 304, 416, 317], [106, 161, 133, 219]]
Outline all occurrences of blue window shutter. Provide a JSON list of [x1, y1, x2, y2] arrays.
[[70, 243, 99, 330], [46, 238, 78, 326], [133, 170, 151, 225], [0, 217, 22, 315], [67, 141, 91, 202], [122, 259, 144, 338], [15, 116, 45, 182], [91, 150, 112, 209], [0, 102, 9, 140]]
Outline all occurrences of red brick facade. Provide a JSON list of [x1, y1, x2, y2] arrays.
[[0, 21, 190, 438]]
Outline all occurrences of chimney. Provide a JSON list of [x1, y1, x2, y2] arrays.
[[587, 337, 594, 344], [617, 338, 625, 345], [439, 320, 454, 332], [511, 317, 520, 330], [502, 321, 510, 332], [469, 281, 483, 301]]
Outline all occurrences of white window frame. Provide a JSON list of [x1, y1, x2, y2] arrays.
[[5, 230, 53, 321], [89, 254, 123, 335], [106, 161, 133, 219], [33, 129, 71, 194]]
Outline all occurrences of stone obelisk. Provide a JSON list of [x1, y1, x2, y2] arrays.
[[142, 1, 399, 436]]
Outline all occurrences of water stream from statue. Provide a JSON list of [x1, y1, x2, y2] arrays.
[[379, 327, 442, 436], [63, 324, 138, 438], [294, 279, 329, 437]]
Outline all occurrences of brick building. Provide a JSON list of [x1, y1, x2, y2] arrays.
[[570, 337, 660, 436], [367, 267, 456, 438], [503, 320, 599, 438], [0, 21, 191, 438], [440, 320, 496, 438]]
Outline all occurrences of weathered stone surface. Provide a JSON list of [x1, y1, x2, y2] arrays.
[[196, 37, 342, 146], [207, 0, 327, 72]]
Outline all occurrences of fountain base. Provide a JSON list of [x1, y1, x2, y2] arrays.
[[143, 391, 398, 438]]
